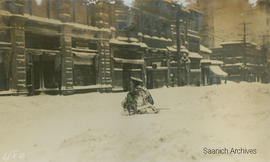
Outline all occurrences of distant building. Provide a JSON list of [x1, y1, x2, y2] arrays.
[[258, 0, 270, 83], [211, 41, 264, 82]]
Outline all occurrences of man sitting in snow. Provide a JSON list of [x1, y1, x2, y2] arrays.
[[121, 77, 159, 115]]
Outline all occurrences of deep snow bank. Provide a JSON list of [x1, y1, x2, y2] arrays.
[[0, 82, 269, 162]]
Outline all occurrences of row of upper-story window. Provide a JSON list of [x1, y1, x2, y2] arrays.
[[134, 8, 202, 38], [20, 0, 110, 26], [3, 0, 202, 36]]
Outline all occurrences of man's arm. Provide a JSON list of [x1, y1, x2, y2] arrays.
[[145, 90, 154, 105]]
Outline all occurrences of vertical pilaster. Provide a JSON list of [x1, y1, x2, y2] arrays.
[[166, 51, 171, 87], [110, 46, 115, 88], [58, 0, 72, 22], [60, 25, 73, 95], [98, 41, 112, 92], [58, 0, 73, 95], [141, 49, 147, 86], [95, 1, 110, 28], [10, 15, 27, 94], [0, 13, 11, 91]]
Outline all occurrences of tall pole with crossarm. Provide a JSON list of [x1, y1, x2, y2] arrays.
[[175, 4, 182, 86]]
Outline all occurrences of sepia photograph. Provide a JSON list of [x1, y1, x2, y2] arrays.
[[0, 0, 269, 162]]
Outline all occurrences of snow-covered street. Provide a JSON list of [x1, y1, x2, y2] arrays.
[[0, 82, 270, 162]]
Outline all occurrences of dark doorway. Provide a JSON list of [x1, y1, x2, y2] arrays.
[[32, 55, 59, 90]]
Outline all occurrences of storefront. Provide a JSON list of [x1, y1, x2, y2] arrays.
[[145, 48, 169, 89], [32, 54, 59, 90], [25, 32, 61, 94], [189, 52, 202, 86], [25, 49, 61, 94], [113, 58, 144, 91], [146, 66, 168, 89], [73, 51, 97, 87], [201, 59, 227, 85], [110, 38, 147, 91], [222, 63, 242, 82], [209, 65, 228, 84]]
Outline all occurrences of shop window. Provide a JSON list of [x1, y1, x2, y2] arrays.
[[89, 42, 98, 50], [25, 32, 60, 50], [190, 61, 200, 69], [73, 65, 96, 86], [113, 70, 123, 88]]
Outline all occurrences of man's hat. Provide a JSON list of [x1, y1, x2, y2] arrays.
[[130, 77, 143, 83]]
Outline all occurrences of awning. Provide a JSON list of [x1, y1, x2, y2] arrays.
[[113, 58, 144, 65], [25, 48, 60, 56], [223, 63, 242, 67], [146, 66, 168, 70], [73, 52, 96, 65], [190, 69, 201, 73], [209, 65, 228, 77], [110, 39, 148, 48], [189, 52, 203, 59], [201, 59, 223, 65], [200, 44, 212, 54], [167, 46, 189, 53], [148, 47, 168, 53], [167, 46, 177, 52], [180, 46, 189, 53]]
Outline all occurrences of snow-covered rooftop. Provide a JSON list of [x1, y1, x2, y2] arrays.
[[220, 41, 258, 47], [110, 39, 148, 48]]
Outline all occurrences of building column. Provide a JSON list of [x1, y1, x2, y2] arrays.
[[10, 15, 27, 94], [166, 51, 171, 87], [141, 49, 147, 86], [58, 0, 72, 22], [98, 41, 112, 92], [58, 0, 73, 95], [0, 12, 12, 91], [110, 46, 115, 89], [95, 1, 110, 28], [60, 25, 73, 95]]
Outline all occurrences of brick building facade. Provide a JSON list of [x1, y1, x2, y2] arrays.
[[0, 0, 206, 95]]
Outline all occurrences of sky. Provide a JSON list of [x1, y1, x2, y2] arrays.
[[248, 0, 258, 6], [122, 0, 134, 7], [35, 0, 42, 5]]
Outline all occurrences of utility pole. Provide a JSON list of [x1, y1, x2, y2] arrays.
[[239, 21, 251, 81], [261, 32, 270, 82], [176, 4, 182, 86]]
